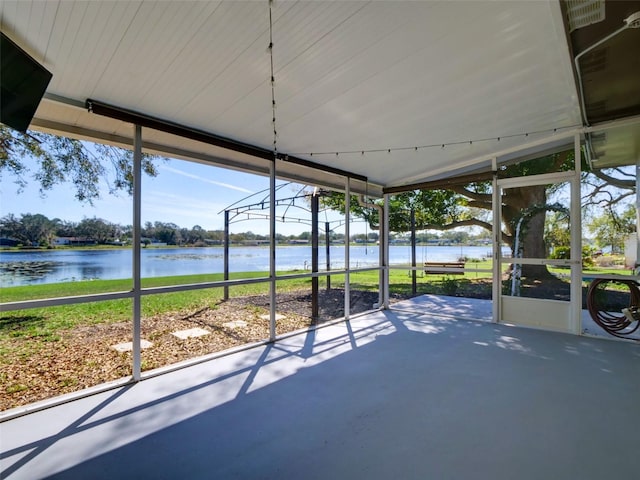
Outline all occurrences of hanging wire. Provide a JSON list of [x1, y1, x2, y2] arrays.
[[286, 124, 582, 157], [268, 0, 277, 159]]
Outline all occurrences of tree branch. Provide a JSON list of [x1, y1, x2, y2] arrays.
[[420, 218, 511, 244], [590, 169, 635, 189], [466, 200, 494, 210], [447, 185, 492, 203]]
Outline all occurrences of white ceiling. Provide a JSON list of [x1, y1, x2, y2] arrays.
[[1, 1, 587, 194]]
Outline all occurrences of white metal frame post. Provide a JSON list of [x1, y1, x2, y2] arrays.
[[378, 197, 385, 309], [344, 177, 350, 320], [383, 193, 390, 309], [491, 158, 500, 323], [570, 134, 583, 335], [269, 160, 277, 340], [132, 124, 142, 380], [636, 157, 640, 270]]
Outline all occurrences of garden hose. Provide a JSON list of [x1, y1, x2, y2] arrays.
[[586, 278, 640, 340]]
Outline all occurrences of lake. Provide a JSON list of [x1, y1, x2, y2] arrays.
[[0, 245, 500, 287]]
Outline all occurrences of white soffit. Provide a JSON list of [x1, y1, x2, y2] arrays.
[[0, 0, 582, 189], [588, 117, 640, 170]]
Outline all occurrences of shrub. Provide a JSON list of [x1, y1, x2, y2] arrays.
[[550, 246, 570, 259], [550, 245, 596, 268], [441, 277, 459, 295]]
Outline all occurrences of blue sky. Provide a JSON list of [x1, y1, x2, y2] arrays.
[[1, 155, 358, 236]]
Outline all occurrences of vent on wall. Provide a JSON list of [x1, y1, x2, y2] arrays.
[[566, 0, 606, 32]]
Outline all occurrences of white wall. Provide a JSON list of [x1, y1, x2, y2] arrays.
[[624, 234, 637, 268]]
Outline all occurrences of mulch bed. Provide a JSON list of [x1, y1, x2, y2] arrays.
[[1, 289, 385, 411]]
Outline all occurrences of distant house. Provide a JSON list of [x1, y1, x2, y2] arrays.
[[0, 238, 19, 247], [390, 238, 410, 245], [141, 238, 168, 247], [53, 237, 97, 246], [242, 240, 270, 246]]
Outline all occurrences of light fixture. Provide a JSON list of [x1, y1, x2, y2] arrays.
[[624, 11, 640, 28]]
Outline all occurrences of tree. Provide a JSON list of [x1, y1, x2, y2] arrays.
[[588, 204, 636, 254], [207, 229, 225, 243], [76, 217, 116, 244], [544, 211, 571, 255], [0, 213, 56, 246], [152, 222, 182, 245], [54, 219, 78, 238], [188, 225, 206, 244], [582, 166, 635, 211], [0, 214, 23, 241], [1, 126, 162, 203]]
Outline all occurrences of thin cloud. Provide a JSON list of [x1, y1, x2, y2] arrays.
[[159, 165, 253, 193], [145, 190, 225, 209]]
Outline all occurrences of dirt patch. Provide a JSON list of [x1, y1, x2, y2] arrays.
[[0, 289, 388, 411]]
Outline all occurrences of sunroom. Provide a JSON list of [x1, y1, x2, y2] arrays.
[[1, 1, 640, 478]]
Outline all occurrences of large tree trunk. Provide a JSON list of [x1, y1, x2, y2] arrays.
[[502, 184, 554, 279]]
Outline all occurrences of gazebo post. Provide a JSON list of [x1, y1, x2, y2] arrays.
[[224, 210, 229, 301]]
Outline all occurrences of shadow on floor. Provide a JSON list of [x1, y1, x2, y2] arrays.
[[9, 312, 635, 480]]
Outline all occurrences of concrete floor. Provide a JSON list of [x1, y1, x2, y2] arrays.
[[395, 294, 640, 341], [2, 297, 640, 480]]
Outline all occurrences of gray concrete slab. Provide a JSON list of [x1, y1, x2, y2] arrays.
[[2, 300, 640, 480], [392, 294, 493, 322], [396, 293, 640, 341]]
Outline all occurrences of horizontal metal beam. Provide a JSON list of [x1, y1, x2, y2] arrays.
[[86, 99, 368, 183], [0, 277, 273, 312], [0, 291, 134, 312], [30, 117, 272, 176], [86, 99, 275, 161]]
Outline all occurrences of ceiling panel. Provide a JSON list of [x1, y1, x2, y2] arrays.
[[1, 0, 589, 190]]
